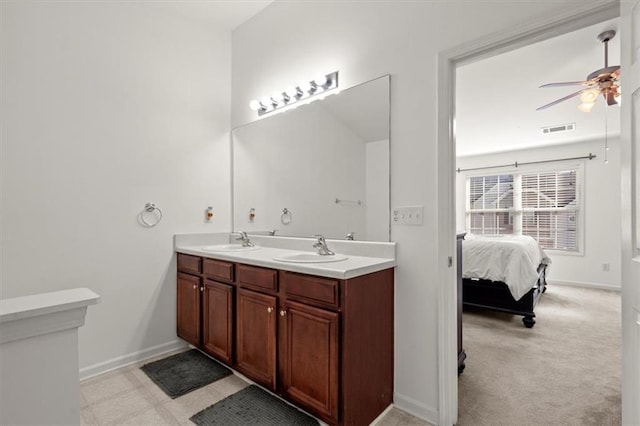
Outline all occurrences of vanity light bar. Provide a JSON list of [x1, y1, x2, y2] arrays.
[[249, 71, 339, 116]]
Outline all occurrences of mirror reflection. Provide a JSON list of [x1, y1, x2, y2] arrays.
[[232, 75, 390, 241]]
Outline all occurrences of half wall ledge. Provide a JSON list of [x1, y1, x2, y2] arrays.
[[0, 287, 100, 426]]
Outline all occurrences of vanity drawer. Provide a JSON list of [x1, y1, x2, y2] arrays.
[[178, 253, 201, 275], [203, 258, 234, 283], [237, 264, 278, 293], [281, 271, 340, 310]]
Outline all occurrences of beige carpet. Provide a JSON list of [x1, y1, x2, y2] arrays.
[[458, 284, 621, 426]]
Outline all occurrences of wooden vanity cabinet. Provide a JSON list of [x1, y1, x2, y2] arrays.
[[176, 253, 394, 426], [235, 288, 277, 390], [177, 254, 236, 363], [279, 269, 393, 426], [202, 280, 234, 365], [279, 272, 341, 423], [177, 272, 201, 346], [234, 265, 279, 390], [280, 299, 339, 423]]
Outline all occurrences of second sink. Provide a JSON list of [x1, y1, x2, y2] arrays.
[[273, 252, 348, 263]]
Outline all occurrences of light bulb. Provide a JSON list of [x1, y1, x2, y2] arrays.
[[580, 89, 599, 103], [261, 96, 273, 107], [272, 92, 285, 104], [249, 99, 262, 111], [577, 102, 595, 112], [313, 73, 328, 87], [285, 86, 300, 100], [299, 81, 312, 94], [614, 88, 621, 105]]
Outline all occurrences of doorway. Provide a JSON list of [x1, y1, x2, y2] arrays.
[[435, 2, 622, 425]]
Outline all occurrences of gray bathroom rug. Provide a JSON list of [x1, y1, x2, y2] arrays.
[[189, 384, 319, 425], [140, 349, 232, 398]]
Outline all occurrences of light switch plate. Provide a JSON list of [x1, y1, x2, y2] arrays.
[[393, 206, 424, 225]]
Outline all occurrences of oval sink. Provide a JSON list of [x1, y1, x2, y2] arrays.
[[201, 244, 260, 252], [273, 252, 348, 263]]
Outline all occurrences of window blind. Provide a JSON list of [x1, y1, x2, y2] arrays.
[[468, 174, 514, 235], [465, 169, 579, 252], [521, 170, 578, 251]]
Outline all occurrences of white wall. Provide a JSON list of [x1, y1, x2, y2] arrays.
[[456, 138, 622, 289], [1, 2, 232, 371], [231, 1, 591, 421]]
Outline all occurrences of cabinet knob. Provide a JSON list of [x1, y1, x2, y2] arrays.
[[200, 287, 204, 292], [267, 307, 273, 313], [192, 284, 197, 290], [280, 310, 287, 316]]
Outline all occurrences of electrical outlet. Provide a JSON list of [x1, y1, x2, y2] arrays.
[[393, 206, 424, 225], [602, 263, 610, 272]]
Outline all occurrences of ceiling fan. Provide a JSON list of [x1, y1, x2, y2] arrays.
[[537, 30, 620, 112]]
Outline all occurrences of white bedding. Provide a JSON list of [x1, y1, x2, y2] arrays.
[[462, 234, 551, 301]]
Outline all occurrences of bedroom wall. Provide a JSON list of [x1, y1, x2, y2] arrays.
[[1, 2, 232, 372], [456, 138, 622, 289], [230, 0, 607, 421]]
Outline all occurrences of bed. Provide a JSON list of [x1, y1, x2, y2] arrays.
[[462, 234, 551, 328]]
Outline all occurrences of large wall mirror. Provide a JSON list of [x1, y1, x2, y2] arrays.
[[232, 75, 390, 241]]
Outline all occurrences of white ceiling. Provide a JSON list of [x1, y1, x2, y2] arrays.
[[456, 18, 620, 157], [147, 0, 273, 30]]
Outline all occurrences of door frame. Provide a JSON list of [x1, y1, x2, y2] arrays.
[[435, 2, 620, 424]]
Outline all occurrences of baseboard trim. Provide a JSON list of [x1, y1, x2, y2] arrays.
[[393, 392, 438, 425], [548, 279, 621, 292], [79, 340, 188, 380]]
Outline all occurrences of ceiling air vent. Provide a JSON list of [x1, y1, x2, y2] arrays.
[[541, 123, 575, 134]]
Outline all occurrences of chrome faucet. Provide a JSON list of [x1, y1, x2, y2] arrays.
[[345, 232, 355, 241], [313, 235, 334, 256], [235, 231, 254, 247]]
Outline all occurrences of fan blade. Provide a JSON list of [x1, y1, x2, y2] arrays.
[[536, 88, 592, 111], [605, 90, 618, 106], [539, 81, 593, 88]]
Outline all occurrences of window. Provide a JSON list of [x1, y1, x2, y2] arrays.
[[467, 174, 514, 235], [521, 170, 577, 251], [465, 168, 580, 252]]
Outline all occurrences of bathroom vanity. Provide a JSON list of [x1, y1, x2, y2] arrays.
[[175, 235, 395, 426]]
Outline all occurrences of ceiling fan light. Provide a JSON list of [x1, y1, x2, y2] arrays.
[[580, 89, 600, 103], [577, 102, 595, 112], [614, 88, 621, 105]]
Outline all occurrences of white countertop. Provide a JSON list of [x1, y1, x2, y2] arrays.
[[175, 234, 395, 280]]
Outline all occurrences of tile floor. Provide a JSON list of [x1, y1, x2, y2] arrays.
[[80, 350, 431, 426]]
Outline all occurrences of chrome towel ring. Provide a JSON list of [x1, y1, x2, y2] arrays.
[[140, 202, 163, 227]]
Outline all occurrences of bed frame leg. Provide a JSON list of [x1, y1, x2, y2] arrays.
[[523, 316, 536, 328]]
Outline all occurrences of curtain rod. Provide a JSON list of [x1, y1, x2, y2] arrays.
[[456, 153, 596, 173]]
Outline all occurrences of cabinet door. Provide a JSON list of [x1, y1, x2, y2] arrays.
[[281, 300, 339, 424], [236, 288, 277, 390], [202, 280, 234, 365], [177, 272, 201, 346]]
